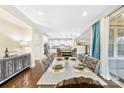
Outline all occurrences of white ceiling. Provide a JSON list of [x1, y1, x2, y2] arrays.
[[0, 7, 31, 29], [15, 5, 117, 38]]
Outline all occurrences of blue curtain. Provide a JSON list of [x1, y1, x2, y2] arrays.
[[92, 21, 100, 60]]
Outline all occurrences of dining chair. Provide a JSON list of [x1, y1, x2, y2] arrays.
[[95, 61, 101, 75], [57, 48, 62, 57], [85, 56, 100, 75], [78, 53, 87, 64], [72, 48, 77, 57], [55, 76, 103, 88], [50, 53, 57, 62], [42, 55, 51, 70]]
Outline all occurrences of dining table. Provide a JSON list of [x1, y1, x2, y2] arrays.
[[37, 57, 107, 88]]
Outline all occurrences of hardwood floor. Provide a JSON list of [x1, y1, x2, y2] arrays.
[[101, 78, 121, 88], [0, 61, 42, 88], [0, 61, 122, 88]]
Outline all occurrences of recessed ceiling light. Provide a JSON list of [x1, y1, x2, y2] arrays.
[[82, 11, 87, 16], [38, 12, 43, 15]]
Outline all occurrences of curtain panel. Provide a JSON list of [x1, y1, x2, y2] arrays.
[[92, 21, 100, 60], [100, 17, 111, 80], [91, 19, 111, 80]]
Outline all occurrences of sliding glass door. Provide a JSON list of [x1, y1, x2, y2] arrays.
[[117, 29, 124, 57], [109, 7, 124, 82]]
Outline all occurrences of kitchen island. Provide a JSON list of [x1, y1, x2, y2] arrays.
[[0, 53, 31, 84]]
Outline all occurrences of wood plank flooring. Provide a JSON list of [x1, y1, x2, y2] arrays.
[[0, 61, 42, 88], [0, 61, 122, 88]]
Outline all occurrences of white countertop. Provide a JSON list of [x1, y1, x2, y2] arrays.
[[0, 53, 30, 60]]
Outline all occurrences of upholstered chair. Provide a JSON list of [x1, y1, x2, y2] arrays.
[[94, 61, 101, 75], [78, 54, 87, 64], [78, 53, 84, 62], [50, 53, 57, 62], [42, 55, 51, 71], [72, 48, 77, 57], [44, 47, 51, 61], [57, 48, 62, 57], [85, 56, 100, 75], [55, 76, 103, 88]]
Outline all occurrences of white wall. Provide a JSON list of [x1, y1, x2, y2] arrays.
[[0, 18, 32, 41], [76, 28, 91, 54], [0, 7, 48, 68], [0, 8, 33, 67], [79, 28, 91, 45], [0, 32, 20, 57], [0, 18, 32, 47], [43, 35, 48, 44], [31, 30, 44, 67]]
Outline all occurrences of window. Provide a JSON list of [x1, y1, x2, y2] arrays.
[[108, 28, 124, 57], [108, 29, 114, 57], [48, 39, 73, 49], [108, 7, 124, 83], [117, 29, 124, 57]]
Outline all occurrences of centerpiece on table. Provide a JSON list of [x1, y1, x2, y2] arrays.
[[64, 56, 69, 62]]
